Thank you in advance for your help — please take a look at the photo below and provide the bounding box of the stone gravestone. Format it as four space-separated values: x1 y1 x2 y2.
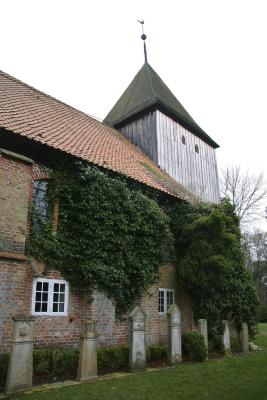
198 319 208 350
77 320 98 382
6 315 34 394
129 306 146 371
167 304 182 365
241 322 249 353
222 320 231 354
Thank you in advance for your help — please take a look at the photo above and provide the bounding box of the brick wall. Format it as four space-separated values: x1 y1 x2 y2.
92 263 194 348
0 150 33 254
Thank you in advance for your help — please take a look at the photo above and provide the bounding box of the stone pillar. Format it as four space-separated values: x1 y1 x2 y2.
129 306 146 371
167 304 182 365
241 322 249 353
222 320 231 354
6 315 34 394
77 320 98 382
198 319 208 349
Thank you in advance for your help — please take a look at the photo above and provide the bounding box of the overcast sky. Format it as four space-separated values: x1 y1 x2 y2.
1 0 267 229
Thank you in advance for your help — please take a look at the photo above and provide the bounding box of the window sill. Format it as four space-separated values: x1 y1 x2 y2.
31 312 68 317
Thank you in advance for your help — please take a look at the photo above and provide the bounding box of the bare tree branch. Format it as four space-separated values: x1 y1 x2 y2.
220 165 267 226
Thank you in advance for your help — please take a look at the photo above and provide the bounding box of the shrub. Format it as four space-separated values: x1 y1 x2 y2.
147 346 167 363
33 347 79 383
230 336 242 353
182 331 207 362
208 335 223 353
97 346 128 374
0 346 130 389
171 199 259 335
0 353 9 390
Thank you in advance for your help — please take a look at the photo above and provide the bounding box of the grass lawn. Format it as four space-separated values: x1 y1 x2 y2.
18 324 267 400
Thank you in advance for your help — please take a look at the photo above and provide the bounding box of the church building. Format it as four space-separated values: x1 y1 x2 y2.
0 37 220 353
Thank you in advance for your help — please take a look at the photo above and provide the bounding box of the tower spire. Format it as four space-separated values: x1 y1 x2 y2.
137 20 148 63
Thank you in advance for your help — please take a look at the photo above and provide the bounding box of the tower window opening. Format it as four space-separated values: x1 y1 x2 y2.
182 135 186 145
195 144 199 153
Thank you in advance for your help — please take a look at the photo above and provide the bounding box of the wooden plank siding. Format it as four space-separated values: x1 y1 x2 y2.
119 112 158 164
156 111 219 203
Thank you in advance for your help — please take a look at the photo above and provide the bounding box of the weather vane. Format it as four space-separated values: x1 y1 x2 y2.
137 20 148 63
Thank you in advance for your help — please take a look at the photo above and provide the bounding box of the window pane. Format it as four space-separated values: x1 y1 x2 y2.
53 303 58 312
35 302 41 312
42 292 48 302
59 294 65 302
60 284 65 293
41 303 47 312
43 282 49 292
53 293 59 302
36 292 41 301
36 282 42 291
54 283 59 292
59 303 64 312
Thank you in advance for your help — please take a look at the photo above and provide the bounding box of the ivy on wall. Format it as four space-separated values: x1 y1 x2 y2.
27 158 259 332
27 161 170 316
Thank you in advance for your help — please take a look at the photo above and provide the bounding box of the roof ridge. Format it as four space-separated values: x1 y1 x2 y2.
0 70 103 123
145 63 157 102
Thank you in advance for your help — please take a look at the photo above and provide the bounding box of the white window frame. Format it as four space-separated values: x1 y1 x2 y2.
158 288 175 314
31 278 69 316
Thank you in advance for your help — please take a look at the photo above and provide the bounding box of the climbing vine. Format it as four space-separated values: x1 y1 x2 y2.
27 157 259 331
27 160 170 316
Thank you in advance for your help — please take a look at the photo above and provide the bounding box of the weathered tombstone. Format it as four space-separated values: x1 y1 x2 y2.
129 306 146 371
77 320 98 382
6 315 34 394
222 320 231 354
241 322 249 353
167 304 182 365
198 319 208 349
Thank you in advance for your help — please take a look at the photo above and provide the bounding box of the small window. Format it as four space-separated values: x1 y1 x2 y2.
182 135 186 145
195 144 199 153
158 288 175 314
32 278 68 316
32 180 49 232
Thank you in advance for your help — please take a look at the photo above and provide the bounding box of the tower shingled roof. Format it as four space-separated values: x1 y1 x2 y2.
104 62 219 149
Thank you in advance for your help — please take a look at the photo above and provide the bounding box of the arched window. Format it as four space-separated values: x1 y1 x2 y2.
195 144 199 154
182 135 186 145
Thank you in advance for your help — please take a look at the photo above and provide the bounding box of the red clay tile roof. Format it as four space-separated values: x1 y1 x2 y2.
0 70 194 201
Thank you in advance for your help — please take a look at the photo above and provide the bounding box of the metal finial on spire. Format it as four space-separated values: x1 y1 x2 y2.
137 20 148 63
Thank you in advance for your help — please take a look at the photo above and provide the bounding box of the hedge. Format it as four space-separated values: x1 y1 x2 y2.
0 345 170 390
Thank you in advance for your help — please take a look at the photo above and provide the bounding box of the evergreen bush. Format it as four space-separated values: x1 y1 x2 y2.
147 346 167 363
97 346 128 374
230 336 242 353
208 335 223 353
182 331 207 362
0 345 131 389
